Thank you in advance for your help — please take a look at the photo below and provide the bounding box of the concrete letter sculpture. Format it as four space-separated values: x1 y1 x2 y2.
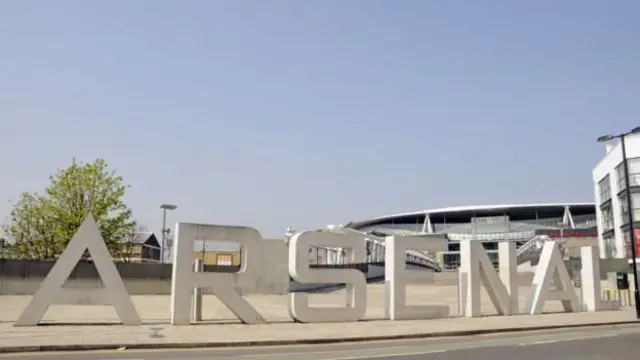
384 235 449 320
288 231 367 323
498 241 518 313
170 223 266 325
524 240 580 314
458 240 516 317
15 215 141 326
580 246 604 312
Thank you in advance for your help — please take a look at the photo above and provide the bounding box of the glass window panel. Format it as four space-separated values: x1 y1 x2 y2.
598 175 612 202
616 158 640 190
629 174 640 187
617 163 626 190
619 194 640 224
601 206 614 230
621 230 640 258
603 235 616 258
627 158 640 174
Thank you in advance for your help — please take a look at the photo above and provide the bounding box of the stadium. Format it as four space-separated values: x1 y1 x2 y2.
339 203 598 271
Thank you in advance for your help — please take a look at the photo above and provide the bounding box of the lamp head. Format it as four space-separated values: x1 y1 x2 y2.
597 134 615 143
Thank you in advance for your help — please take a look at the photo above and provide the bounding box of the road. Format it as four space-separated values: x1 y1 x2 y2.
1 324 639 360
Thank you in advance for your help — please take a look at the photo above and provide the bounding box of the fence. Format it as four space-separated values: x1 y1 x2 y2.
0 241 162 264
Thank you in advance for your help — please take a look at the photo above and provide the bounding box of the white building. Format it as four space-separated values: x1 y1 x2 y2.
593 133 640 259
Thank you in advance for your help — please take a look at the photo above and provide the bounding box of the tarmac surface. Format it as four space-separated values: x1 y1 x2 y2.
1 324 637 359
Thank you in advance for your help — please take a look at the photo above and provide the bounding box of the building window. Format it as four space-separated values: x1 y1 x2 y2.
621 229 640 259
615 158 640 192
216 254 233 266
616 162 625 190
603 235 616 258
598 175 612 203
601 206 614 231
482 242 498 250
619 192 640 224
443 253 460 270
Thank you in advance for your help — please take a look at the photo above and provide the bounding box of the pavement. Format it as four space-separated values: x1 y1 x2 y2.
1 323 638 359
0 284 638 354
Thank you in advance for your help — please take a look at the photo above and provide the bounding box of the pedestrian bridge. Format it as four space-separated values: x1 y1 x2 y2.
294 229 562 293
291 228 442 293
308 228 442 272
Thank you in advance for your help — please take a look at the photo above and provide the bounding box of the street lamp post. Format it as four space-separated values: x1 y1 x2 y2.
284 227 296 244
598 126 640 319
160 203 178 263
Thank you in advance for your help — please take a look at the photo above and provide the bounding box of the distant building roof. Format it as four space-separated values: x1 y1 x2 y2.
123 232 160 247
347 202 595 228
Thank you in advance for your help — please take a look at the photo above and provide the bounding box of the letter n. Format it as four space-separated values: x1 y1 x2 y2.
458 240 515 317
15 215 141 326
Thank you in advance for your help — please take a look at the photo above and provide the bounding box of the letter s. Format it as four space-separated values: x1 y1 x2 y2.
287 231 367 323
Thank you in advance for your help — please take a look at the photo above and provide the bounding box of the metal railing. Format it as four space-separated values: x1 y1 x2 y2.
516 235 547 257
309 225 585 271
309 227 442 272
369 226 539 242
515 234 569 265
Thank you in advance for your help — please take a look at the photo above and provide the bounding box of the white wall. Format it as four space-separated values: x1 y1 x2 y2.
592 133 640 259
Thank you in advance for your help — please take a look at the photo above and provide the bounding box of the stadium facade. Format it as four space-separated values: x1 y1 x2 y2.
344 203 597 270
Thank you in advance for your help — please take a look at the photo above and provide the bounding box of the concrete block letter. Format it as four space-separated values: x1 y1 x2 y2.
170 223 265 325
384 235 449 320
15 215 141 326
458 240 516 317
498 241 518 313
288 231 367 323
525 240 580 314
580 246 604 312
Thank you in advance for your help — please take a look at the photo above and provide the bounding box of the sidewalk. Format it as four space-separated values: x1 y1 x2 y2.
0 285 638 353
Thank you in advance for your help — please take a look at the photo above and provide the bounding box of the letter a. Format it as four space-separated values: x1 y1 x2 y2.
524 240 580 315
15 215 141 326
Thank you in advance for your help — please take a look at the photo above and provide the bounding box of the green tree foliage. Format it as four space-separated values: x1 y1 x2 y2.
3 159 136 260
0 237 16 258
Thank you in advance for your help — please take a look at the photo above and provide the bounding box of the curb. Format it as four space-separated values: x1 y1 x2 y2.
1 320 638 354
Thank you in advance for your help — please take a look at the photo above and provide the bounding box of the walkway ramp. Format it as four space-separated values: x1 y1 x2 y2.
290 228 441 293
516 234 567 266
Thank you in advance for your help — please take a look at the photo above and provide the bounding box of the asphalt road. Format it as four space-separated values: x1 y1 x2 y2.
1 324 639 360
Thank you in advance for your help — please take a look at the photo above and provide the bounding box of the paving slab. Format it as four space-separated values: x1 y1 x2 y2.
0 284 636 353
0 284 581 323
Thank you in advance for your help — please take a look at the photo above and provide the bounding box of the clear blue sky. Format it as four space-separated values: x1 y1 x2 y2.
1 0 639 238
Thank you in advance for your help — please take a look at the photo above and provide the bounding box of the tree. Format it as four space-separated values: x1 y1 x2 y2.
118 223 149 263
3 159 136 260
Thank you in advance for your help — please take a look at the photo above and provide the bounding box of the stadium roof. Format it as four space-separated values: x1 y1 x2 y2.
347 202 594 227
